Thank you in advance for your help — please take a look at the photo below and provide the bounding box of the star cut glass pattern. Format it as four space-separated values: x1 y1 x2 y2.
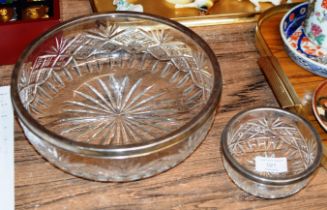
12 13 222 182
19 22 213 146
227 116 318 178
222 108 322 198
44 76 182 145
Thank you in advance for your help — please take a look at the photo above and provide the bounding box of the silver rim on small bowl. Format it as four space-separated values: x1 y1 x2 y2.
221 107 322 198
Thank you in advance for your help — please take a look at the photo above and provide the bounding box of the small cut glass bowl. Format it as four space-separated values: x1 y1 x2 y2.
11 12 222 182
221 107 322 199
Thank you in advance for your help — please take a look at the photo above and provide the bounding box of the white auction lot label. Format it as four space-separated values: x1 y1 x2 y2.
0 86 14 210
255 156 288 173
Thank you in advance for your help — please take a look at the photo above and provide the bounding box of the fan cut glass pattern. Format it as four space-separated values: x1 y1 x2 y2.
18 22 213 146
227 112 318 178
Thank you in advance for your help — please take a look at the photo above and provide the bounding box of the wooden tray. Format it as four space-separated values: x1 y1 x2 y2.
255 3 327 166
90 0 303 27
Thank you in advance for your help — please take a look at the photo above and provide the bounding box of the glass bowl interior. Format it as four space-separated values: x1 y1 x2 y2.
222 107 322 185
12 12 221 155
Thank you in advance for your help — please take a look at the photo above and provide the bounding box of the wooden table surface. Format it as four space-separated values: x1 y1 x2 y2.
1 0 326 209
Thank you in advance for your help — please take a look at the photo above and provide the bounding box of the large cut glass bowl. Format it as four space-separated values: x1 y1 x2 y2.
11 12 222 181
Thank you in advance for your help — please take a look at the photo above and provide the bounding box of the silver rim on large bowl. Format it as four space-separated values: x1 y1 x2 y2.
11 12 222 159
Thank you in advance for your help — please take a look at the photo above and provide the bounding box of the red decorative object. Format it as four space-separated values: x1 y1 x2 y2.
0 0 60 65
322 0 327 9
289 13 295 21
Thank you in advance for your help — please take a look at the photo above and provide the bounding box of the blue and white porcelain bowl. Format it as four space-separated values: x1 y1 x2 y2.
280 2 327 78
